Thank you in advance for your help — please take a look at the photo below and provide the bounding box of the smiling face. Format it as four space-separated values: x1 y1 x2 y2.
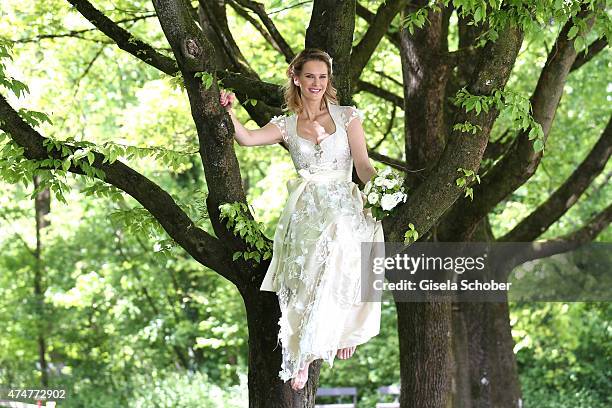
293 59 329 103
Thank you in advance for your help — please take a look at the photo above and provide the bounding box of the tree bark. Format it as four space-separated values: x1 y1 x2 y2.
397 299 453 408
449 219 522 408
33 175 50 386
242 286 325 407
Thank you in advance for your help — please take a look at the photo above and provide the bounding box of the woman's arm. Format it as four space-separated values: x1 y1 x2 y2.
346 108 376 184
228 109 284 146
221 90 284 147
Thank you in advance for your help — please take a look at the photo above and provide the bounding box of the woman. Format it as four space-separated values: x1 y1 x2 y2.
220 48 384 391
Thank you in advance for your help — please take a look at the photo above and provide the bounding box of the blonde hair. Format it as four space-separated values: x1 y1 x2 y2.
281 48 339 115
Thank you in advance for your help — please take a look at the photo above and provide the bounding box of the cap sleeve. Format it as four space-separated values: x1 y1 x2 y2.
268 115 287 143
344 105 365 128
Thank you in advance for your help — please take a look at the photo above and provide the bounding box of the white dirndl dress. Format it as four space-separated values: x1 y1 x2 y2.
260 102 384 382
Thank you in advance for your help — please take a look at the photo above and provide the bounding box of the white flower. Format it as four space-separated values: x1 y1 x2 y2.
383 178 398 189
379 167 392 177
393 191 406 205
367 192 380 205
380 194 397 211
374 176 385 186
363 180 372 195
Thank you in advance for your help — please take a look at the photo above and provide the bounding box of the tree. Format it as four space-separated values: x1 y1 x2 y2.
1 0 610 407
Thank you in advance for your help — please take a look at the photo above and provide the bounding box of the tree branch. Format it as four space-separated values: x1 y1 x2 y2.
482 128 513 162
63 0 272 117
438 5 599 240
355 1 400 49
14 13 157 44
151 0 272 285
228 2 281 54
571 37 608 72
350 0 409 81
217 71 284 114
231 0 295 62
66 0 178 74
385 17 525 242
354 79 404 107
367 150 409 172
502 202 612 272
0 93 237 284
500 115 612 242
305 0 357 103
197 1 282 125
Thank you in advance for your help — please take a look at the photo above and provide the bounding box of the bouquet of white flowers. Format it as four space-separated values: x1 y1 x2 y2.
362 167 408 220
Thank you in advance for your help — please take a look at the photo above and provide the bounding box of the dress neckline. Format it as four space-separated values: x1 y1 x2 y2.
293 104 339 145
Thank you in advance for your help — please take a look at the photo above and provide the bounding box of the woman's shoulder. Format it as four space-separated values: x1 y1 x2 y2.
335 104 365 126
334 103 363 114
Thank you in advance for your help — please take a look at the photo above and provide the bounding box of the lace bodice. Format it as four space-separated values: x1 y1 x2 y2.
268 103 364 175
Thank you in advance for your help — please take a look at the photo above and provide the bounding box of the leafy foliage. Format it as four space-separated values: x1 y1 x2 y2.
456 167 481 201
219 201 273 263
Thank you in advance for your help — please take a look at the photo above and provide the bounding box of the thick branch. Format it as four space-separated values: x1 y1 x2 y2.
151 0 273 285
355 79 404 107
571 37 608 72
66 0 178 74
385 19 525 242
0 93 236 284
502 202 612 272
500 115 612 242
217 71 284 115
439 5 598 240
350 0 409 81
198 1 280 125
355 1 400 49
305 0 356 103
399 1 452 178
198 0 257 76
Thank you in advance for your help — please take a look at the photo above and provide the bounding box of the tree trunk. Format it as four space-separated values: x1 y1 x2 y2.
242 287 323 407
396 299 453 408
33 175 50 386
450 298 522 408
450 220 522 408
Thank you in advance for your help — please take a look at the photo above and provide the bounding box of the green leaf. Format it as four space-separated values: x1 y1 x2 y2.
533 139 544 152
528 127 539 140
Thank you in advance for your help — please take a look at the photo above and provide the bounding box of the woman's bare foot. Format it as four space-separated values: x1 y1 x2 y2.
291 361 310 391
336 345 357 360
